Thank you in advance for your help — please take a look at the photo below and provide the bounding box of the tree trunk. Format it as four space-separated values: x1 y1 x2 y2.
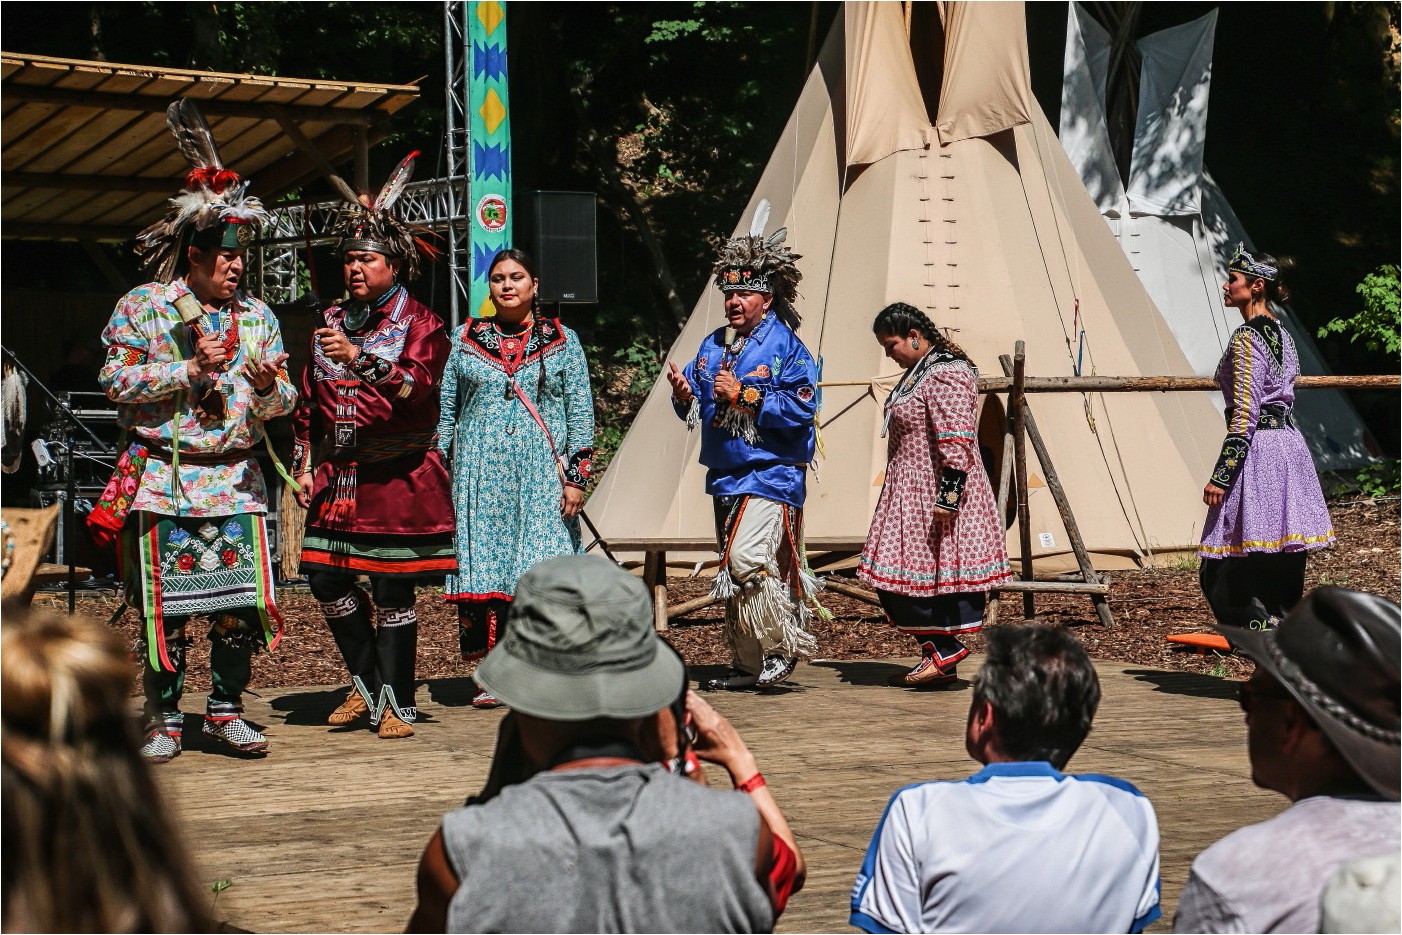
567 84 689 332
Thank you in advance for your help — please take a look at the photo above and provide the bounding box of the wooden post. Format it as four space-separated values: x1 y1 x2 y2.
1008 344 1035 620
1016 396 1117 628
667 593 720 619
987 396 1017 629
643 551 669 633
824 577 882 605
280 490 306 581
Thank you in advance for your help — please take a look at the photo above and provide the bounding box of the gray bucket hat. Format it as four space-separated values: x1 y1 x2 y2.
474 554 685 721
1218 586 1400 800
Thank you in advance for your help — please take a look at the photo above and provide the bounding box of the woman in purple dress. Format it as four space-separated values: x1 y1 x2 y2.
1198 245 1334 631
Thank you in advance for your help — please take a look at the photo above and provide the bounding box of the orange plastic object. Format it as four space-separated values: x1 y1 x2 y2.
1166 632 1232 653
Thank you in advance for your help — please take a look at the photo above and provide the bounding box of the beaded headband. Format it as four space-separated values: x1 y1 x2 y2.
1228 242 1278 282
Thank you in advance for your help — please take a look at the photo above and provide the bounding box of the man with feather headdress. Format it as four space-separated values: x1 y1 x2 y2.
664 203 823 691
290 152 455 740
95 99 297 761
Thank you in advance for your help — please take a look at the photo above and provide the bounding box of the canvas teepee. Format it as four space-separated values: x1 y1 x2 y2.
1059 4 1379 471
588 1 1226 571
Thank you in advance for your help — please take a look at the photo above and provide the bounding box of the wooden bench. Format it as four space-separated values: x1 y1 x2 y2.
597 537 867 632
599 536 1112 633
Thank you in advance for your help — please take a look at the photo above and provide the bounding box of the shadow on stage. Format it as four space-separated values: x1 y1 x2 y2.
808 660 915 688
1122 667 1239 701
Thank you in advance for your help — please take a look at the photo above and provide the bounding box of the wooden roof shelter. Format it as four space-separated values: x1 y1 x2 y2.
1 53 421 244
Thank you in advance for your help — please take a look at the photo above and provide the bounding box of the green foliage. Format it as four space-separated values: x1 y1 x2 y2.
1165 554 1200 572
1206 660 1231 679
1346 458 1402 499
210 878 233 911
1317 264 1401 355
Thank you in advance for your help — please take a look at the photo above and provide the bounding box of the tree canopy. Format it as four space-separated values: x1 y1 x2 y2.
3 2 1397 457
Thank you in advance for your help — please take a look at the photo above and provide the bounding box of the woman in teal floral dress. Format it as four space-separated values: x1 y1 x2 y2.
437 248 595 706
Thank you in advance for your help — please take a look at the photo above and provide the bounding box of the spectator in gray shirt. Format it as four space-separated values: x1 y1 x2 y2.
1174 586 1400 933
406 554 805 934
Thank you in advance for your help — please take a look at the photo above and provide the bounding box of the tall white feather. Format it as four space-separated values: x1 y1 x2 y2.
748 198 771 238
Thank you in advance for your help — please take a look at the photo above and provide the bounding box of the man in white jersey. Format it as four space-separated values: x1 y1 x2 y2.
850 624 1161 934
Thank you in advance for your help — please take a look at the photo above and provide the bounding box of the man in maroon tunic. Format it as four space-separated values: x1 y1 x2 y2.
292 153 455 739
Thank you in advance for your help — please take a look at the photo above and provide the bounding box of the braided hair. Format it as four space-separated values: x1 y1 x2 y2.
489 247 551 401
872 302 972 365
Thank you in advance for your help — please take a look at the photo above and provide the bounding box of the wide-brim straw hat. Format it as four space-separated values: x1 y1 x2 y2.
0 505 59 607
475 554 684 721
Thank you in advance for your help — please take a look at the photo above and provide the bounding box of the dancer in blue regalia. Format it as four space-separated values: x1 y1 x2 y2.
665 203 822 691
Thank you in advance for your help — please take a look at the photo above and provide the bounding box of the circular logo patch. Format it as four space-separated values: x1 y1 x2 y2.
235 224 254 247
476 194 508 233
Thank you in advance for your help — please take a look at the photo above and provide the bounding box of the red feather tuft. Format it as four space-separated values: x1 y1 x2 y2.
413 235 443 263
186 167 241 193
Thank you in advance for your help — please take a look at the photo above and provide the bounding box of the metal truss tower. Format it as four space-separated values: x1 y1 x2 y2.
256 1 472 328
441 0 472 329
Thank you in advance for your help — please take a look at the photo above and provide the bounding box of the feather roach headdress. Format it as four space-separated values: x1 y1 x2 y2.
712 199 803 330
134 98 268 283
331 151 439 281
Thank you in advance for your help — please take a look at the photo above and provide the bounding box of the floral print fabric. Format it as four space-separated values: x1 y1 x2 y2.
437 318 595 601
859 357 1011 596
98 279 297 517
1198 321 1335 557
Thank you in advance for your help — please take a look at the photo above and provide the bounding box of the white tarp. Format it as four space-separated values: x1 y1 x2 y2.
1059 3 1378 469
845 0 930 166
1059 6 1124 214
1126 11 1217 217
934 0 1034 143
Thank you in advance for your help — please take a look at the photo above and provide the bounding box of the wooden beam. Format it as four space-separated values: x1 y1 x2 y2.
2 221 132 242
974 374 1401 392
2 82 393 127
78 238 127 291
820 374 1401 392
642 551 668 633
255 125 393 200
601 536 867 553
264 105 355 197
1000 350 1117 628
1010 343 1035 620
354 125 370 193
1019 397 1117 627
993 580 1111 595
4 171 173 193
666 593 719 619
823 577 881 605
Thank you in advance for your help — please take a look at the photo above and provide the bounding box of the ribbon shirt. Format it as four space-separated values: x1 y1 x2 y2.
674 311 818 509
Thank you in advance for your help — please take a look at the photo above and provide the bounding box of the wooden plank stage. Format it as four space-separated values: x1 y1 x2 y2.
154 656 1283 933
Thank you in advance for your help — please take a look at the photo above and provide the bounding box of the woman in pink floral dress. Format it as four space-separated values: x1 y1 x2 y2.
859 303 1011 687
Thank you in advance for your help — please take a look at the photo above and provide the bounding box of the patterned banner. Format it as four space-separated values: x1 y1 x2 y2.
468 1 512 318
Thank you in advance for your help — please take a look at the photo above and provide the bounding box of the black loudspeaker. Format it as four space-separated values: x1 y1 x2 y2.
517 191 597 303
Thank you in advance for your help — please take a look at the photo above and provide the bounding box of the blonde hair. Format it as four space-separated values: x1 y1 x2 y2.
2 611 211 933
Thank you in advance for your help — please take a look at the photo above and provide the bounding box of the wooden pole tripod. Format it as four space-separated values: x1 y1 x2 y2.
986 341 1115 627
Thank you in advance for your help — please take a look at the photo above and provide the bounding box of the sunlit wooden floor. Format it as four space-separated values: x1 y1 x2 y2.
154 655 1282 934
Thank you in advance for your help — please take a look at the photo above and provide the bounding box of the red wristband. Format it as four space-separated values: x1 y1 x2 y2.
735 772 766 794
